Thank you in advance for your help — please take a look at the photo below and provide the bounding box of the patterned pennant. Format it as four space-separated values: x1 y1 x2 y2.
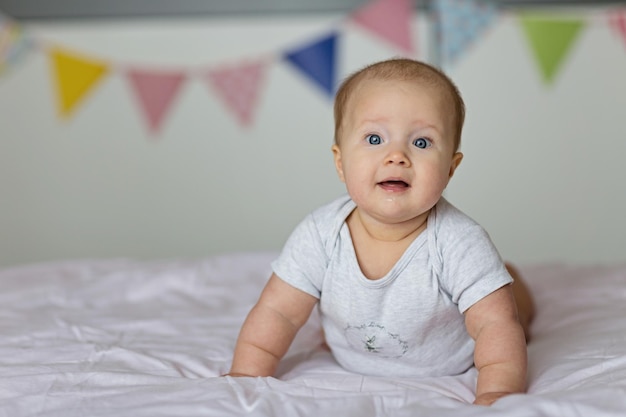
48 47 110 118
126 68 187 134
0 15 34 75
206 58 269 127
519 15 585 84
350 0 415 55
284 32 338 98
608 9 626 48
432 0 497 66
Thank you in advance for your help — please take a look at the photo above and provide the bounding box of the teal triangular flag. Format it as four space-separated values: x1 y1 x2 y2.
284 32 338 97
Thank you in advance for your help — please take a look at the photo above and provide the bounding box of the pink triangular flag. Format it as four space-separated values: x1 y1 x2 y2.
126 68 187 134
609 9 626 48
350 0 415 55
206 59 268 127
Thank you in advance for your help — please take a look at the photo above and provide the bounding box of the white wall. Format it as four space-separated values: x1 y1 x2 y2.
445 13 626 265
1 9 625 267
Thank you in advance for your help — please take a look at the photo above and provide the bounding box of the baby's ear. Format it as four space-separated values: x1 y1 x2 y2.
332 144 345 182
448 152 463 179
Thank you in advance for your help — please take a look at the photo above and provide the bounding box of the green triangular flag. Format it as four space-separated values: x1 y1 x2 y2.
519 15 585 84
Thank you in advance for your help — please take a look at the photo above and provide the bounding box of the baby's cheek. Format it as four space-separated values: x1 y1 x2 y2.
344 181 367 204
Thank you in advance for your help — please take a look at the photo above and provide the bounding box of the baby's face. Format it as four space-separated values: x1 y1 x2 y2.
332 78 462 225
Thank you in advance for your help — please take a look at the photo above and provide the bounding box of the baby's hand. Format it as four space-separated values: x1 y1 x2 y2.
473 391 511 406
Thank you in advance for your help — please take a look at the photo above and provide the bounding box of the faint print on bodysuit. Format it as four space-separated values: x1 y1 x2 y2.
344 322 409 358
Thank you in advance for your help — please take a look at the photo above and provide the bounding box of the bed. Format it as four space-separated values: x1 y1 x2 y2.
1 251 625 416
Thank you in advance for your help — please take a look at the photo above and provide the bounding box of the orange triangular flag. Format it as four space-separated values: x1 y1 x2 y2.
48 46 109 117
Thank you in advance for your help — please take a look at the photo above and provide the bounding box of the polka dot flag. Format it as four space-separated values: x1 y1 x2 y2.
206 59 269 128
0 14 34 75
433 0 497 66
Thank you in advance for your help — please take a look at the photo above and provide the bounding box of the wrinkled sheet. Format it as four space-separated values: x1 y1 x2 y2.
1 251 626 416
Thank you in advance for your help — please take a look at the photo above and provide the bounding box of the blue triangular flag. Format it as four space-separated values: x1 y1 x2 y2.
284 32 338 97
433 0 497 66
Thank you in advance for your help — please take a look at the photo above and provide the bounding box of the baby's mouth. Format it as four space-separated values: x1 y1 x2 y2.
377 180 410 191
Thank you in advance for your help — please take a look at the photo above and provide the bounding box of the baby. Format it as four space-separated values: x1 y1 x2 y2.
228 58 534 406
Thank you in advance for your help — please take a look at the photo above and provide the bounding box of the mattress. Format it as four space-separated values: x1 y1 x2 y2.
1 251 625 416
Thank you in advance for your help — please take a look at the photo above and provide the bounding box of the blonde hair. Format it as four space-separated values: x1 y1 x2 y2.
333 58 465 152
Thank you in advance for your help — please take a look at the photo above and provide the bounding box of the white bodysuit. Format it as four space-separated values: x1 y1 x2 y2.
272 195 512 377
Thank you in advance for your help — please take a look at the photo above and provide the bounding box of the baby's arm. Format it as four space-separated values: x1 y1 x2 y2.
228 273 318 377
464 284 527 406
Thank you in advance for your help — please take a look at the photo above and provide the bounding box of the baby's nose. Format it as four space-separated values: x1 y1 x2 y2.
385 149 410 166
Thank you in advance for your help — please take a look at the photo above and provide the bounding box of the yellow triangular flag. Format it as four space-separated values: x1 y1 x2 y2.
48 46 109 117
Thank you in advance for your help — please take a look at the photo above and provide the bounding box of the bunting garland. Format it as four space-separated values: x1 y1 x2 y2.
284 32 339 98
206 58 269 128
433 0 498 66
1 2 624 135
126 68 187 134
609 9 626 48
49 46 110 117
350 0 415 55
519 15 585 84
0 15 34 74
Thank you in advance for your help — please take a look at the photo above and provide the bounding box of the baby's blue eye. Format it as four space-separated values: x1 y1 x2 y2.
413 137 431 149
367 134 382 145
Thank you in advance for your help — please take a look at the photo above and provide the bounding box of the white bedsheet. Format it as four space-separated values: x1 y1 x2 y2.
1 252 625 416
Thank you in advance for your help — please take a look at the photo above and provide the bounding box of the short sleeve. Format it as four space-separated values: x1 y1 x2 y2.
439 225 513 313
271 214 327 299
